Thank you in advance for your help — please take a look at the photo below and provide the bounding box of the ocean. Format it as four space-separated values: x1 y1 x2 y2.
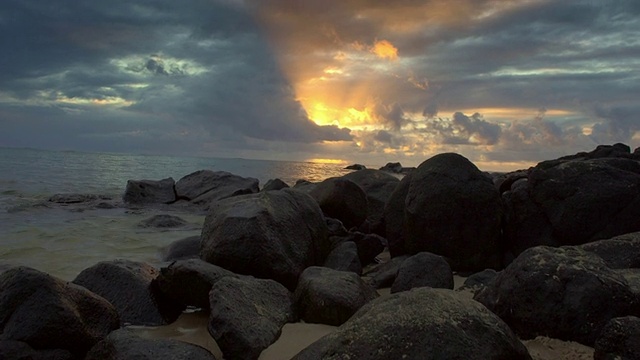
0 147 352 281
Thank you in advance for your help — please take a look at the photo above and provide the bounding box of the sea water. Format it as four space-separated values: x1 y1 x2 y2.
0 147 351 280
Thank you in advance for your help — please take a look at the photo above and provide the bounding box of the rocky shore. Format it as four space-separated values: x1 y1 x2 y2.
2 143 640 359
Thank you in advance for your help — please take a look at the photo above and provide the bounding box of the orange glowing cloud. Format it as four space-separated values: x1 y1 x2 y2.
371 40 398 61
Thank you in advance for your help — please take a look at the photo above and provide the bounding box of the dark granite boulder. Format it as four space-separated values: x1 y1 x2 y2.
341 169 400 235
325 217 348 237
175 170 259 209
594 316 640 360
309 177 368 229
383 172 413 257
0 340 73 360
294 266 377 326
208 276 295 360
155 259 238 309
323 241 362 275
504 157 640 255
390 252 453 293
73 259 182 326
138 214 187 228
160 235 201 261
262 178 289 191
362 255 409 289
386 153 503 271
0 267 119 357
123 177 176 204
85 328 217 360
457 269 499 295
475 246 638 346
200 188 329 290
292 288 531 360
580 231 640 269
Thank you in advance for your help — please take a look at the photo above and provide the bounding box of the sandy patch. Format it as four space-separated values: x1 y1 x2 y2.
523 336 594 360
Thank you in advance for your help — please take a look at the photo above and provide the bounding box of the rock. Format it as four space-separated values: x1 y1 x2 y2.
0 266 119 357
386 153 503 271
85 328 217 360
73 260 182 326
325 217 348 237
383 172 413 257
332 231 385 266
262 178 290 191
344 164 366 170
391 252 453 293
502 181 556 256
292 288 532 360
155 259 238 309
341 169 400 235
175 170 259 207
294 266 378 326
309 177 368 229
48 193 103 204
594 316 640 360
201 189 329 290
379 161 403 173
123 177 176 204
474 246 638 346
618 269 640 303
208 276 295 360
0 340 73 360
504 157 640 255
580 231 640 269
323 241 362 275
461 269 499 289
160 235 201 261
138 214 188 228
362 255 408 289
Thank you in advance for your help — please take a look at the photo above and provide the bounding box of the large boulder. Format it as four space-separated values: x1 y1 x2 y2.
309 177 368 229
390 252 454 293
341 169 400 235
208 276 295 360
175 170 259 201
200 188 329 290
86 328 217 360
0 340 73 360
594 316 640 360
0 267 119 357
123 177 176 204
475 246 638 346
294 266 378 326
292 288 531 360
385 153 503 271
580 231 640 269
73 260 182 326
503 157 640 255
154 258 238 309
384 172 413 257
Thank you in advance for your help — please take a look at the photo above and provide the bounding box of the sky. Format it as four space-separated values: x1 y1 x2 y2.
1 0 639 171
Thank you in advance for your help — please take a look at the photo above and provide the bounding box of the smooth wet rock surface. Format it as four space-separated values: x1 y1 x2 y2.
292 288 532 360
391 252 454 293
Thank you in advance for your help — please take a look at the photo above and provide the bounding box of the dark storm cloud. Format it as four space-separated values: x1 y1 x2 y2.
1 0 639 166
0 0 351 156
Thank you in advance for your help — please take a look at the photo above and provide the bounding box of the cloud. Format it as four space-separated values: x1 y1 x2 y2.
1 0 639 168
423 112 501 145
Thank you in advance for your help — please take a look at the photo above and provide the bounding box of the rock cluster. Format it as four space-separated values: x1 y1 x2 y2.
5 143 640 359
